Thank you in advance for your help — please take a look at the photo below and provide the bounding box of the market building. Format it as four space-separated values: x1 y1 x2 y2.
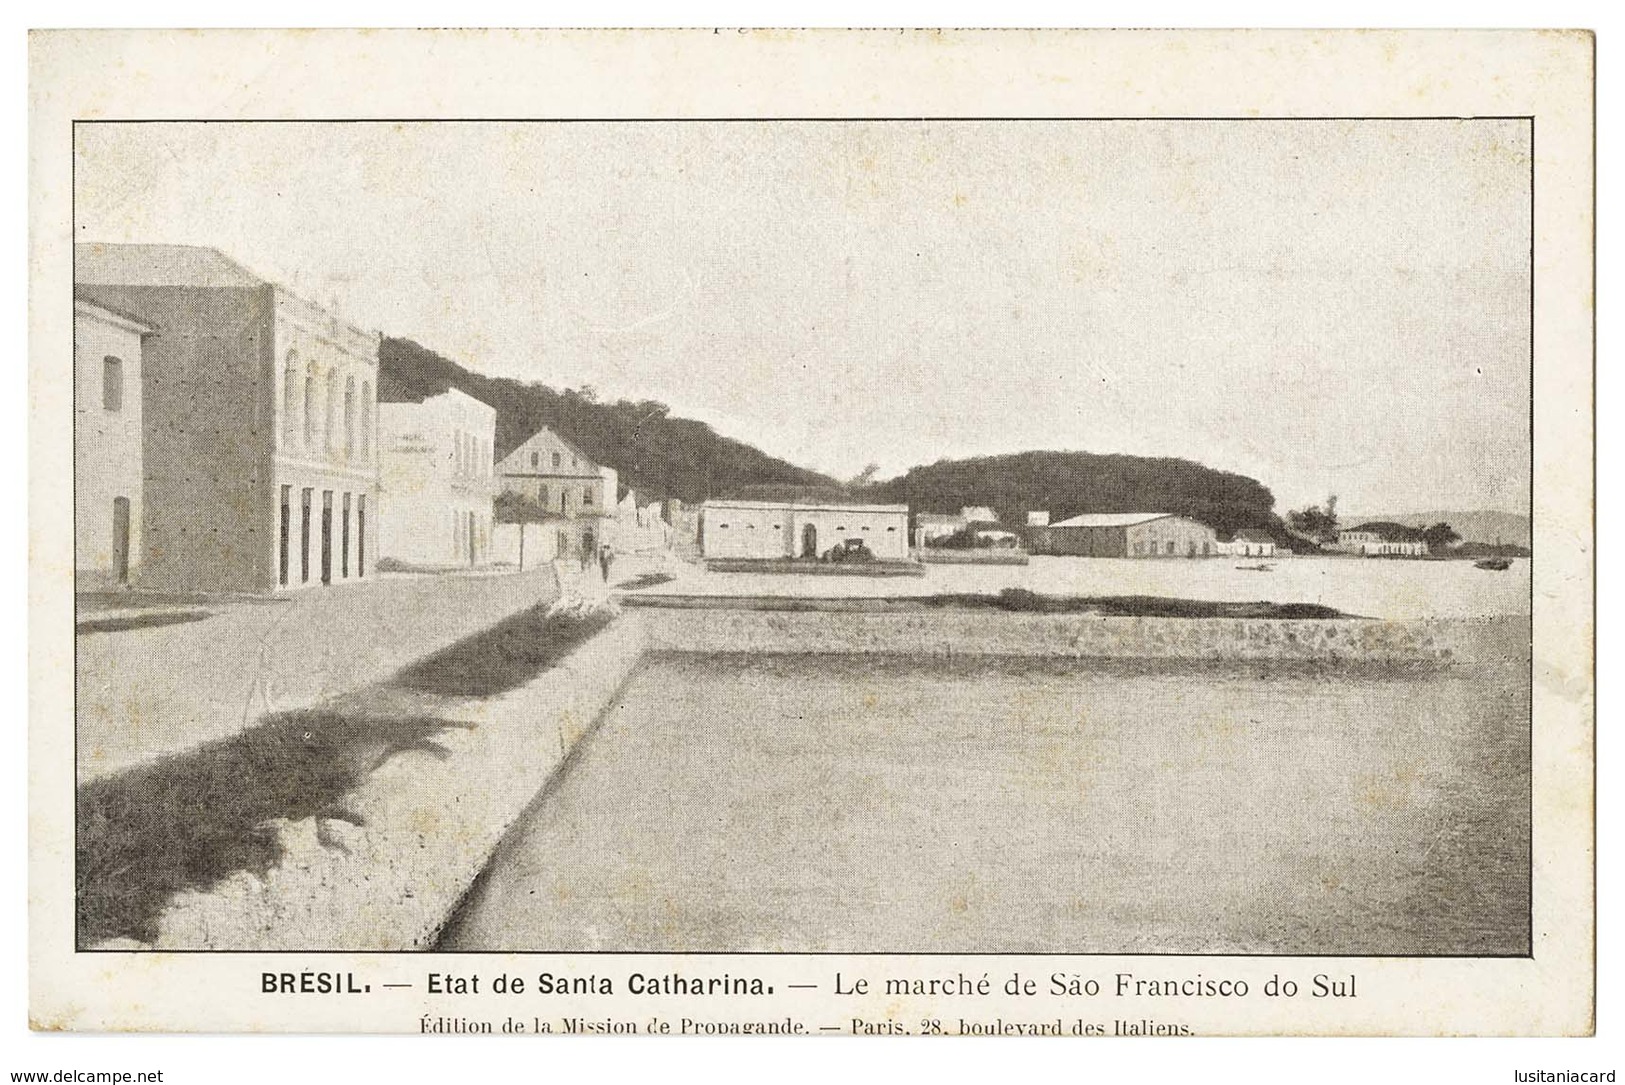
75 243 381 594
700 499 910 561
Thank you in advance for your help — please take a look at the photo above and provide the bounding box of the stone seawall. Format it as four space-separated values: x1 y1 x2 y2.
108 609 651 952
641 607 1524 665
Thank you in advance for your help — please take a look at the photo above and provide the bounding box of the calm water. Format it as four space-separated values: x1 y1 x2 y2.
444 651 1529 955
637 556 1530 620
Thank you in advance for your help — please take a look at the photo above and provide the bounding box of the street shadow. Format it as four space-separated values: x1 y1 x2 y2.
76 609 212 635
389 603 612 698
76 706 469 948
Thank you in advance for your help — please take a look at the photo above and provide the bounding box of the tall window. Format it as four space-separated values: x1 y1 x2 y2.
101 356 123 412
325 371 339 452
360 382 372 460
282 354 300 445
552 452 561 469
530 452 539 469
304 375 317 446
344 377 356 458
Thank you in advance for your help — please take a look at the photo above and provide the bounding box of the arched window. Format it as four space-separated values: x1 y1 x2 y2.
325 371 339 451
360 382 372 460
282 353 300 445
304 375 317 446
344 377 356 458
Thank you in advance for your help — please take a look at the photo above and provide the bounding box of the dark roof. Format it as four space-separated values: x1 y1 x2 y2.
74 288 157 332
1346 521 1425 541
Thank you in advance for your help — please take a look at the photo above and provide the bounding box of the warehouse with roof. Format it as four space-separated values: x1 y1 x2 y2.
1027 512 1219 558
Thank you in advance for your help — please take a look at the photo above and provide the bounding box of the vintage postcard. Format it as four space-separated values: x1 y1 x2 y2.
28 28 1593 1037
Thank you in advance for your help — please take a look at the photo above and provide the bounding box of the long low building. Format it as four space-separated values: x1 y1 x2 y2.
700 500 910 561
1028 512 1219 558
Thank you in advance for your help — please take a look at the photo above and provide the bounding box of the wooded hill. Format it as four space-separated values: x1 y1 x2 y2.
377 337 836 504
863 451 1291 544
378 340 1294 542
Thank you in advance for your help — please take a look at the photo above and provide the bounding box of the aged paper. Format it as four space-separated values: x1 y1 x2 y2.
29 28 1593 1038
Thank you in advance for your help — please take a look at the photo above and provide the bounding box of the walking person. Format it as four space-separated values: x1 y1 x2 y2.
599 544 614 584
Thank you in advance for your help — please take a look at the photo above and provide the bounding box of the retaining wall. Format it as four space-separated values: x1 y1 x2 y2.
640 607 1524 665
112 609 651 951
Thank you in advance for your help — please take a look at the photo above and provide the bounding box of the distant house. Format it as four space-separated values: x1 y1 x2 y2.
377 386 496 568
701 499 909 561
1029 513 1218 558
1026 511 1051 527
1335 523 1430 557
495 427 613 559
915 512 965 545
960 506 999 524
1221 528 1277 558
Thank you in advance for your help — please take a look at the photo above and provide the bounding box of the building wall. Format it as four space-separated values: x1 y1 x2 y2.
74 303 146 588
269 290 382 589
1125 517 1218 557
700 504 909 560
496 429 607 517
1031 524 1128 557
700 503 795 559
1335 532 1428 557
76 283 278 593
377 389 496 569
1034 516 1218 558
793 507 909 560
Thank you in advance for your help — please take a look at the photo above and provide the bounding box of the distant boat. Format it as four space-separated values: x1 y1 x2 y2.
1235 563 1275 572
1474 558 1512 571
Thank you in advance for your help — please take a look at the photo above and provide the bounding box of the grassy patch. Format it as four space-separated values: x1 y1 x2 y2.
389 603 614 698
77 705 466 947
940 589 1349 619
622 591 1349 619
616 573 676 591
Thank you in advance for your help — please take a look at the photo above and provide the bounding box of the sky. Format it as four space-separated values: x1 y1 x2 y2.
73 119 1532 514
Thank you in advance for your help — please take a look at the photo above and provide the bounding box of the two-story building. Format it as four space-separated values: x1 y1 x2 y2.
495 426 613 560
75 243 380 594
74 294 153 588
377 386 497 568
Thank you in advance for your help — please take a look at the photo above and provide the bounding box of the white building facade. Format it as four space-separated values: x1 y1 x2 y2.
74 297 151 588
1334 525 1430 557
378 387 497 568
701 500 910 561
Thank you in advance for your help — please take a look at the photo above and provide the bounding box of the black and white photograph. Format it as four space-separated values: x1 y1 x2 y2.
25 27 1595 1054
70 116 1536 959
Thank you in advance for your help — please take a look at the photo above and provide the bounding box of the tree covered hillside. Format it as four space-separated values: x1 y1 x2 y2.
377 338 836 503
865 451 1289 543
